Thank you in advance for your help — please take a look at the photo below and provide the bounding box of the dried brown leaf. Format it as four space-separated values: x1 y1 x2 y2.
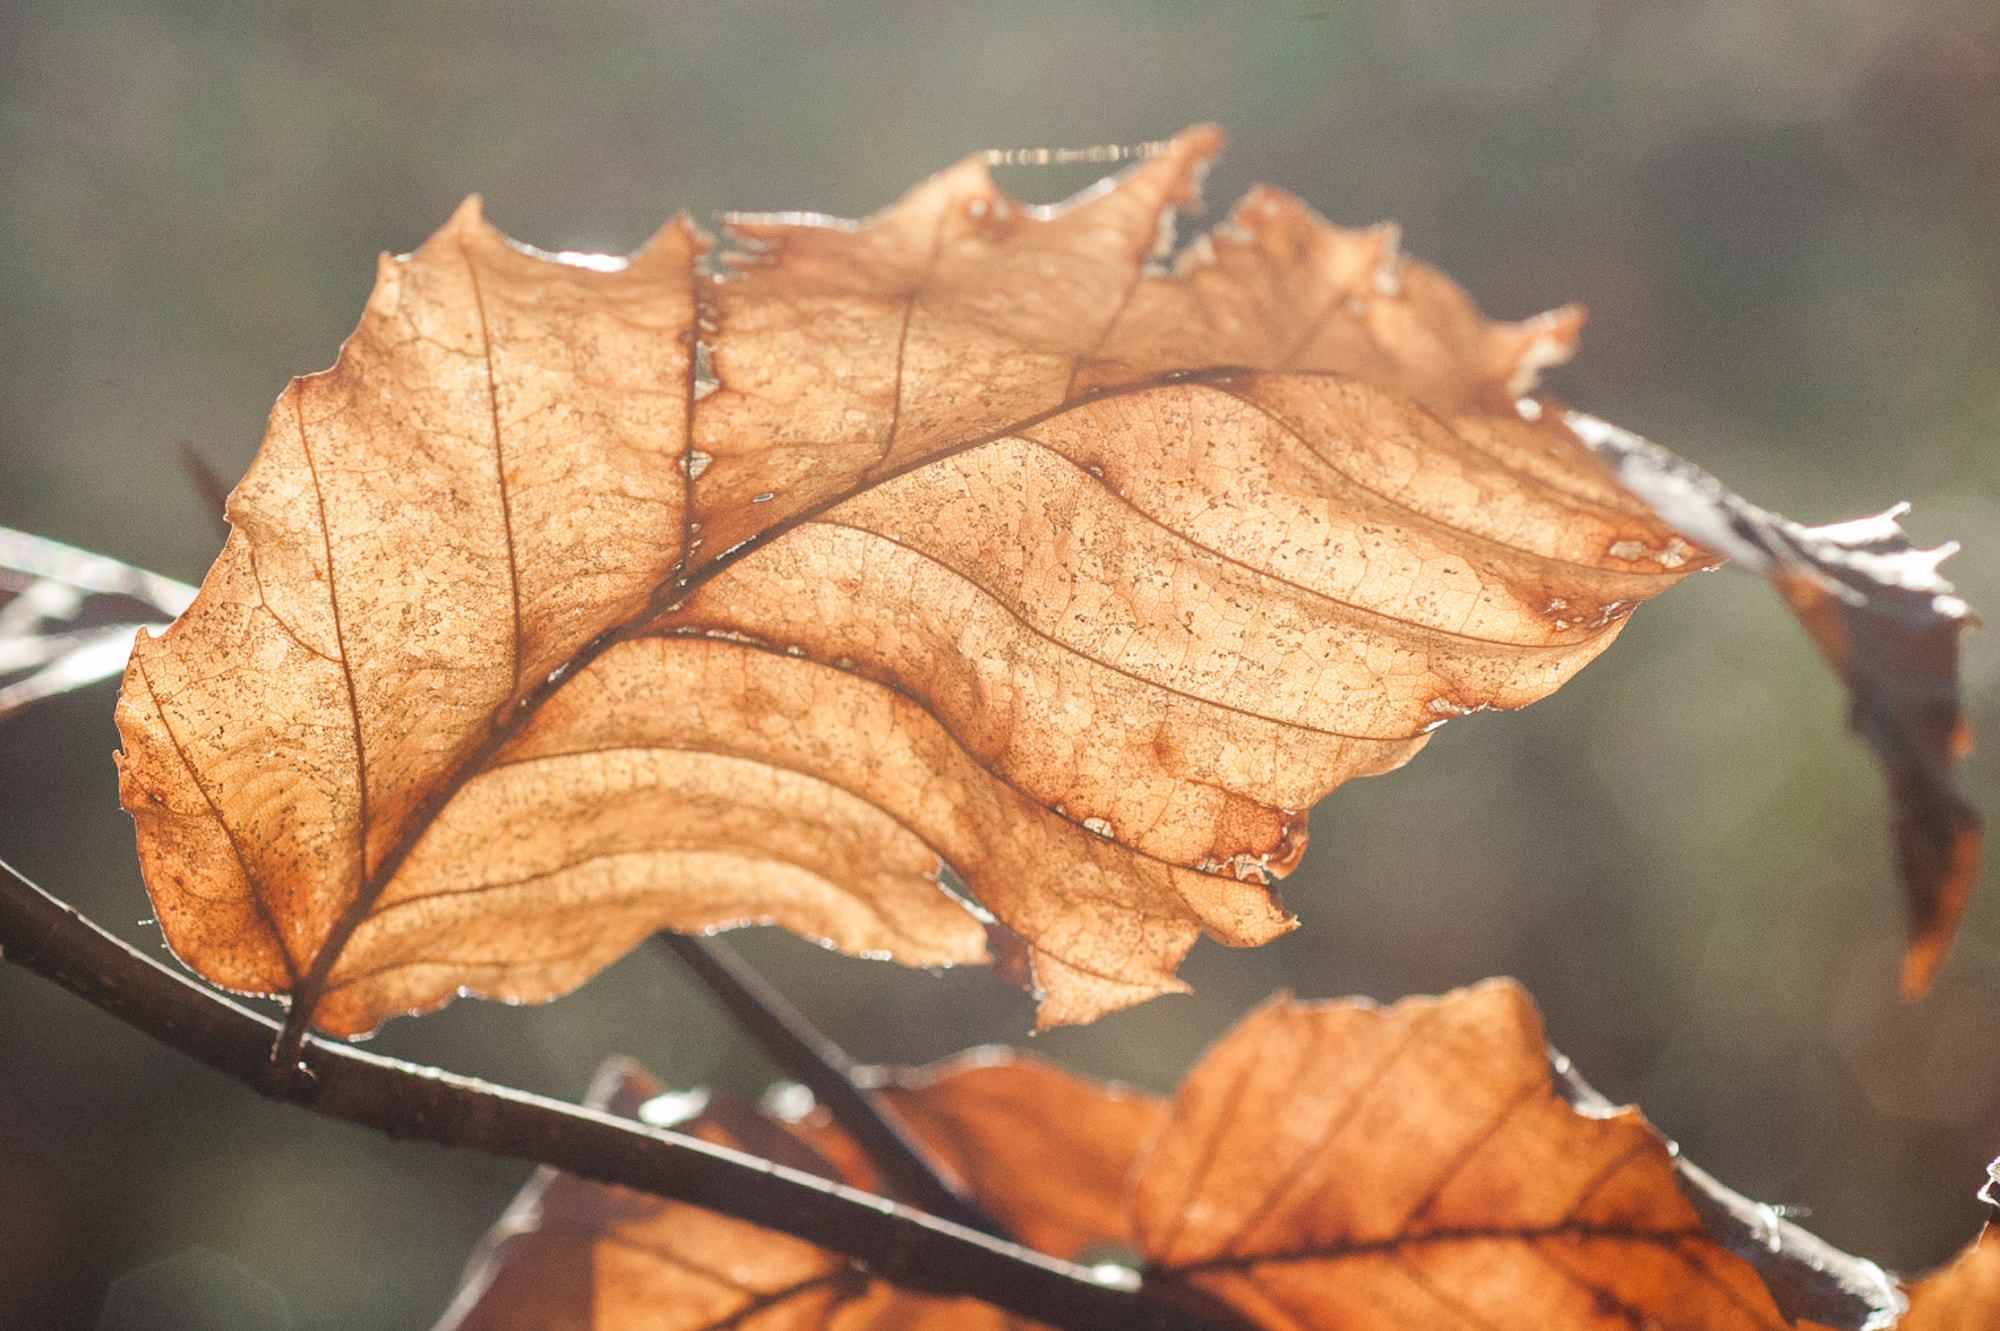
435 1054 1136 1331
115 127 1700 1035
446 982 1857 1331
1134 980 1795 1330
437 1062 875 1331
1573 415 1982 997
877 1051 1166 1261
1550 1058 1900 1328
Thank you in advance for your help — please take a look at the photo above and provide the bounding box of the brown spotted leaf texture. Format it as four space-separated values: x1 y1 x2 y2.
114 125 1707 1037
442 981 1816 1331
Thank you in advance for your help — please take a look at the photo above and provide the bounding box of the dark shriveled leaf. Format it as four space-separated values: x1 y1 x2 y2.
1570 413 1981 998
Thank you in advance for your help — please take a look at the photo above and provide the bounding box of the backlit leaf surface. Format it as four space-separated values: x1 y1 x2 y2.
114 127 1704 1035
1136 980 1791 1330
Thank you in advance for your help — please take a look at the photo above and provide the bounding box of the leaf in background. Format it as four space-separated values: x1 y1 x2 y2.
0 527 195 722
444 982 1902 1331
114 125 1704 1037
436 1052 1154 1331
435 1061 869 1331
875 1052 1165 1264
1135 980 1798 1330
1570 414 1981 998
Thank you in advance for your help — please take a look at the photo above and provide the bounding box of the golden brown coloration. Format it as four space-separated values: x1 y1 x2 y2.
877 1052 1166 1260
115 126 1703 1035
442 983 1803 1330
1137 981 1790 1329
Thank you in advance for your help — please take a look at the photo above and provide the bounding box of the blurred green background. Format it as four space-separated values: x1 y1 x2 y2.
3 0 1998 1326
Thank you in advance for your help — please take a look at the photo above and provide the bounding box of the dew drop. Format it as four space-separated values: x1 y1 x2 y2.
638 1087 711 1128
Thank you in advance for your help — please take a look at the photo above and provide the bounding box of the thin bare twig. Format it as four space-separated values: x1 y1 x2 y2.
656 931 1008 1239
0 860 1234 1331
174 440 234 543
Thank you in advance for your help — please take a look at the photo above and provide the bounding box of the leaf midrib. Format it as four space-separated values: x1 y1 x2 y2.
274 368 1223 1052
272 360 1672 1050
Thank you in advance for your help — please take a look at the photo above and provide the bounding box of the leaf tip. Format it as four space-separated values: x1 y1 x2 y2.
1492 302 1586 398
1170 122 1228 157
1160 122 1227 204
632 212 708 271
408 194 509 273
445 194 489 233
1899 811 1984 1001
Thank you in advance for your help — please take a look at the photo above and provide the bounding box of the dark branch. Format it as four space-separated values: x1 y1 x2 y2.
0 859 1235 1331
655 931 1009 1239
